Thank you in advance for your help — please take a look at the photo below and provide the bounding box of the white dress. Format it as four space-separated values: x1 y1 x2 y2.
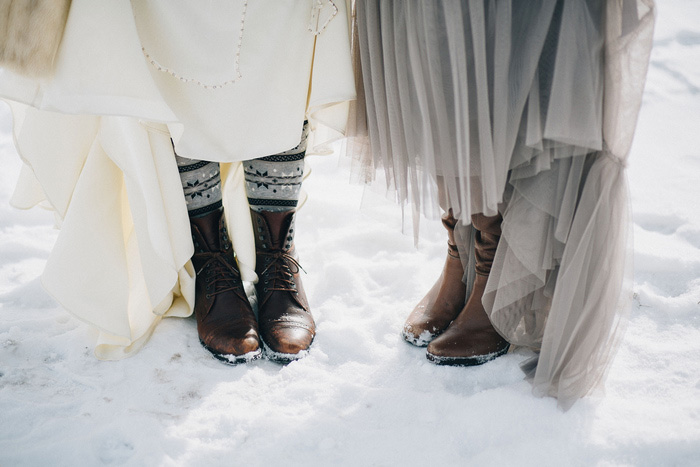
1 0 355 359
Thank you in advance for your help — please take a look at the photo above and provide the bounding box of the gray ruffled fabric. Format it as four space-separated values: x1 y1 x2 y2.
348 0 655 409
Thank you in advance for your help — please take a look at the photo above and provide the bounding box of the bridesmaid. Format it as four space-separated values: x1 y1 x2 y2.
349 0 656 408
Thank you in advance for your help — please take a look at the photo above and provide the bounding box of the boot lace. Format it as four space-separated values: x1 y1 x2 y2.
196 253 244 299
259 250 306 293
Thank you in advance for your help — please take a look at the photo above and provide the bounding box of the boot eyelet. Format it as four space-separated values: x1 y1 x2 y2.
205 294 211 299
262 244 268 249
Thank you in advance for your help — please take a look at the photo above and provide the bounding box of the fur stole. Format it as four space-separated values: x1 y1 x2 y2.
0 0 72 78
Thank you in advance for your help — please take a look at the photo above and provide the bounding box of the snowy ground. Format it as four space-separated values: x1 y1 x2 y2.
2 3 700 466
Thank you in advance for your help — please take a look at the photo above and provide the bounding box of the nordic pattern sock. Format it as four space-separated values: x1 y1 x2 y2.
176 155 223 218
244 121 309 212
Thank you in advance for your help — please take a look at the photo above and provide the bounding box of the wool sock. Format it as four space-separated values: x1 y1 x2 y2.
176 155 222 218
244 121 309 212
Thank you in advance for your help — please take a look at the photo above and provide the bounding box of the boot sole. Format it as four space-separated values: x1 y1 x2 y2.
261 337 313 364
426 344 510 367
201 340 263 365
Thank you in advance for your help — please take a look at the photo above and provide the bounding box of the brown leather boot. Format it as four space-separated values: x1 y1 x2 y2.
251 209 315 362
426 213 510 366
190 208 261 364
402 211 466 346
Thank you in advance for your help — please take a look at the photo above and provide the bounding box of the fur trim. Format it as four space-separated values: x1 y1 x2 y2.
0 0 72 78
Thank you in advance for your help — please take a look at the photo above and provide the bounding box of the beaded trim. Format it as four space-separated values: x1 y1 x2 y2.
308 0 338 36
140 0 248 90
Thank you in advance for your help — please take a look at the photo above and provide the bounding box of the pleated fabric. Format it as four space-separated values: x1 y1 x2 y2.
349 0 655 409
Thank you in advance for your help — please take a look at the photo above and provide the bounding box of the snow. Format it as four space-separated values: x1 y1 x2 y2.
1 2 700 465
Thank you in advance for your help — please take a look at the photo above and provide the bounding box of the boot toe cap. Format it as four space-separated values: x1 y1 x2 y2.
201 326 261 357
426 331 509 366
426 335 464 359
401 324 435 346
263 323 315 357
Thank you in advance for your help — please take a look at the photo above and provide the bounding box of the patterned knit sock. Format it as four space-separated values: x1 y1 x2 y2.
176 155 223 218
244 121 309 212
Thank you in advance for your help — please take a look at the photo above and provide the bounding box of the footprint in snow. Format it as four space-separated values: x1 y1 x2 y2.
634 212 685 236
97 435 136 465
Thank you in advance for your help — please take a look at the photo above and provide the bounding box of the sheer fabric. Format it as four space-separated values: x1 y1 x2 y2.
349 0 655 408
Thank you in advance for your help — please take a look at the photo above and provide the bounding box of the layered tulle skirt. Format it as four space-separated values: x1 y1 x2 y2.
1 0 355 359
350 0 656 408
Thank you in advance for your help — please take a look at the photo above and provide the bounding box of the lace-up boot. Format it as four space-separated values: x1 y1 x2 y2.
251 209 315 362
190 208 261 364
426 213 510 366
402 210 466 346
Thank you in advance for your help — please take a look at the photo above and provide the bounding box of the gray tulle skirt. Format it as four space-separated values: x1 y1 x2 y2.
348 0 645 409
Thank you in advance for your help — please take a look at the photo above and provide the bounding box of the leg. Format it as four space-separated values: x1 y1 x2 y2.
177 155 261 363
244 122 315 362
426 212 510 366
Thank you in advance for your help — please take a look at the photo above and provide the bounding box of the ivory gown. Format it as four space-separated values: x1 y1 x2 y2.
348 0 656 408
0 0 355 359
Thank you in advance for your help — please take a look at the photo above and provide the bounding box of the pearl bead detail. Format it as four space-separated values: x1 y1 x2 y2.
309 0 338 36
141 0 248 90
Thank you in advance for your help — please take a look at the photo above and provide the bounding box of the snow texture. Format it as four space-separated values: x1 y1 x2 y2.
1 2 700 465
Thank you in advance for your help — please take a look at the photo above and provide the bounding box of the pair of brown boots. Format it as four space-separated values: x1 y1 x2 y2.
402 211 510 365
189 207 314 364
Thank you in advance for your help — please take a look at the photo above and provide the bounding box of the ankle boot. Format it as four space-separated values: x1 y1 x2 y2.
402 210 467 346
190 208 261 364
426 213 509 366
251 209 315 362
